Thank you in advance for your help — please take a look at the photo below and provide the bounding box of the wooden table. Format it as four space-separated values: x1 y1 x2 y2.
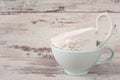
0 0 120 80
0 13 120 80
0 57 119 80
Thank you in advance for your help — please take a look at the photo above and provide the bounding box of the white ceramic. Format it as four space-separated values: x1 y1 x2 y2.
51 44 114 76
51 28 97 51
51 13 113 51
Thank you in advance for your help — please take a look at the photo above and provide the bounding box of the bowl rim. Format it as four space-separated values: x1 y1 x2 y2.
51 44 103 54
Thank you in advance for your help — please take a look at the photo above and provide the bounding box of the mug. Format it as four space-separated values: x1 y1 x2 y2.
51 13 113 51
51 44 114 76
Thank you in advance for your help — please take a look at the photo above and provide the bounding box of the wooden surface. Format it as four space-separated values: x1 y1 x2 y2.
0 13 120 80
0 0 120 80
0 13 120 58
0 58 120 80
0 0 120 13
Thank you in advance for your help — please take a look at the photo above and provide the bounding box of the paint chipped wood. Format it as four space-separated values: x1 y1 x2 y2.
0 0 119 79
0 0 120 13
0 58 120 80
0 13 120 58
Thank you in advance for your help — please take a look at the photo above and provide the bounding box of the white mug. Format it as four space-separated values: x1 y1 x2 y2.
51 13 113 51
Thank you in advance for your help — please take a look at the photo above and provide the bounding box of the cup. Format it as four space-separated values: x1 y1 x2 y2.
51 44 114 76
51 13 113 51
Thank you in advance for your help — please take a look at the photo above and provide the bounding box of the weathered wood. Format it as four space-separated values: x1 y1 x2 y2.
0 13 119 58
0 1 119 80
0 58 119 80
0 0 120 13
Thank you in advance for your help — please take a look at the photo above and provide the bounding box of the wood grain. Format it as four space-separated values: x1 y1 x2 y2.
0 58 119 80
0 0 120 13
0 1 119 79
0 13 119 58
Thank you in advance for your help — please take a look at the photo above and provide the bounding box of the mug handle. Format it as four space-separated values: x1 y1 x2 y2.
96 46 114 65
96 13 113 47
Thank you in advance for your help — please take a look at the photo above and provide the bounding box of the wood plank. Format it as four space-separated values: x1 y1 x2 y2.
0 0 120 13
0 58 119 80
0 13 119 58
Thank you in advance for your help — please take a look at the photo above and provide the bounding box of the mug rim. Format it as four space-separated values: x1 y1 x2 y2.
51 44 103 54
